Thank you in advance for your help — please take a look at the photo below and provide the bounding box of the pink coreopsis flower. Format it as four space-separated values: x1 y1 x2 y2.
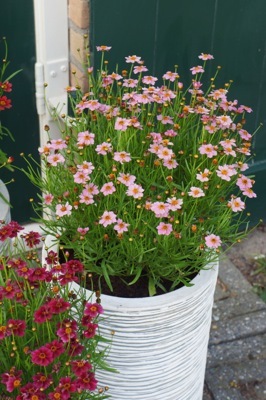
151 202 170 218
77 227 90 235
47 153 65 166
205 234 221 248
188 187 205 198
45 340 65 359
157 222 173 236
113 151 131 164
133 65 148 74
115 117 131 131
125 55 142 63
77 161 94 175
44 193 54 205
31 346 54 366
199 143 217 158
228 197 245 212
77 130 95 147
55 202 72 217
84 302 104 318
236 175 253 190
216 115 233 129
238 129 252 140
163 71 179 81
163 158 178 169
49 138 67 150
196 168 210 182
99 211 117 227
33 372 52 390
114 219 130 234
198 53 214 60
84 183 99 195
73 170 90 184
117 172 136 186
216 165 236 181
166 197 183 211
142 75 158 85
242 188 257 198
96 142 113 155
126 184 144 199
79 190 94 205
123 78 138 88
157 147 174 160
100 182 116 196
190 65 204 75
157 114 174 125
96 45 111 51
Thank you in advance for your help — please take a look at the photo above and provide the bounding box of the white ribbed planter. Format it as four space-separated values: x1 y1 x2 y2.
44 235 218 400
0 179 11 224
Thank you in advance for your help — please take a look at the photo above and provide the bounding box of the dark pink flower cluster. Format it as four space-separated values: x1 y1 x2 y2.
0 221 106 398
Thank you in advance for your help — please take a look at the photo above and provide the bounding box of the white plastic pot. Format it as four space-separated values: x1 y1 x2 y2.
44 235 218 400
0 179 11 224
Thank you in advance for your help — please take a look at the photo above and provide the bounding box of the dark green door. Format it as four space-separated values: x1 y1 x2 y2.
90 0 266 225
0 0 39 224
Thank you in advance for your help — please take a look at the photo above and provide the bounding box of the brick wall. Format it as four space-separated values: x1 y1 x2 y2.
68 0 90 91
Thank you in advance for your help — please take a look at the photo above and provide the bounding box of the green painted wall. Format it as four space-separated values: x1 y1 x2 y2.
90 0 266 224
0 0 39 223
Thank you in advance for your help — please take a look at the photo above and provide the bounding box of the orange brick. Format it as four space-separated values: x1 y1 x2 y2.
69 28 89 62
69 0 90 29
70 62 89 92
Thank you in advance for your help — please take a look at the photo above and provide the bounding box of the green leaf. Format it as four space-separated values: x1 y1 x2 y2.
148 276 156 296
101 261 113 292
128 266 142 285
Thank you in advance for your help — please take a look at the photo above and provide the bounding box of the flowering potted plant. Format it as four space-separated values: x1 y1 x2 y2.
0 37 20 222
0 220 109 399
21 47 258 399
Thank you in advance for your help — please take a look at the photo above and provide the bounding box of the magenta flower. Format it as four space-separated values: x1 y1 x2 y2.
7 319 26 337
33 372 52 390
71 360 92 377
57 319 78 343
34 304 53 323
75 372 98 391
45 340 65 359
21 230 41 248
48 298 71 314
84 302 104 318
31 346 54 366
83 323 98 339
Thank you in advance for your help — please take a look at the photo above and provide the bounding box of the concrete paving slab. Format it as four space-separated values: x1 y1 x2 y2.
207 333 266 368
209 309 266 345
205 359 266 400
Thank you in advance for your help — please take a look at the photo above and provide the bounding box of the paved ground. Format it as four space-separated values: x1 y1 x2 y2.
203 229 266 399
